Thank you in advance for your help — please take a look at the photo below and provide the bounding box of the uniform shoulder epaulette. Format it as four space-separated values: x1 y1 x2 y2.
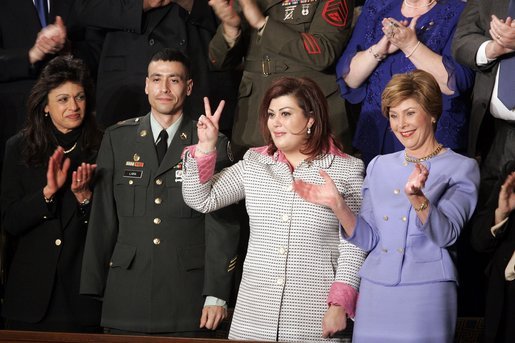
110 117 143 129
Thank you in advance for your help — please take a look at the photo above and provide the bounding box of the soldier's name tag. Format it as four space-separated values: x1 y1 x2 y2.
123 170 143 178
175 170 183 183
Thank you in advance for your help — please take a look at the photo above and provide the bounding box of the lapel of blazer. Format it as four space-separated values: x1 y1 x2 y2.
155 117 193 177
145 3 174 35
189 0 217 33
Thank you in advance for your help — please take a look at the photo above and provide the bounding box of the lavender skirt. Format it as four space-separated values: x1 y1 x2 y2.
352 279 457 343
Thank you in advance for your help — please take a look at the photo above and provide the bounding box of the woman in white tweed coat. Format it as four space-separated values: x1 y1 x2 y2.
182 77 366 342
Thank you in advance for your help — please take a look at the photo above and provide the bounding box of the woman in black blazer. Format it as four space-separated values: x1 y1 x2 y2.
1 56 102 332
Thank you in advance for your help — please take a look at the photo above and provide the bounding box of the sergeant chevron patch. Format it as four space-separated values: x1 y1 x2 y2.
322 0 349 27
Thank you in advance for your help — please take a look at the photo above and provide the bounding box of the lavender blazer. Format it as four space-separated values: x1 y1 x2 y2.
346 150 479 286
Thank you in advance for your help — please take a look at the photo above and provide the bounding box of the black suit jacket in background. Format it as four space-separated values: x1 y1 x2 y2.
471 160 515 343
76 0 239 132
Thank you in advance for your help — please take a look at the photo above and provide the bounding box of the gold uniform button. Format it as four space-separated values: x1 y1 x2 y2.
153 218 161 225
383 215 389 221
153 238 161 245
154 197 162 205
140 130 147 137
394 189 400 194
128 180 134 185
55 239 62 246
155 179 163 185
402 216 407 222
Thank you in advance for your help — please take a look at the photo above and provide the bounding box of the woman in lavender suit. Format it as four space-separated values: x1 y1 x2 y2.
295 70 480 342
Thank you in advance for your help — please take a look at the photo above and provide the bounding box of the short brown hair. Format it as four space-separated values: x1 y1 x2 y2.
381 70 442 125
258 77 342 159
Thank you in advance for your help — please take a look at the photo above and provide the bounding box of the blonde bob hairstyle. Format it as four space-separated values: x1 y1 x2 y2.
381 70 442 127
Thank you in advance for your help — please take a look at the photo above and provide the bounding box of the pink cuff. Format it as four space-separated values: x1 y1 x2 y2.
187 145 216 184
327 282 358 319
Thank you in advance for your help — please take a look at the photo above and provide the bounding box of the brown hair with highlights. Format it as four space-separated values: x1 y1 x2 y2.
258 77 342 159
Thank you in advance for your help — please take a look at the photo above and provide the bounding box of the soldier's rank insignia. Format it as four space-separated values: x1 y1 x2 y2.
322 0 349 27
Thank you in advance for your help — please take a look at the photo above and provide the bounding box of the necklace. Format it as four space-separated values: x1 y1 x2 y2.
403 0 436 9
405 144 443 163
63 142 77 154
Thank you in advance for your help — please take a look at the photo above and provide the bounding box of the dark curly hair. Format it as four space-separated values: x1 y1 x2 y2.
21 56 102 165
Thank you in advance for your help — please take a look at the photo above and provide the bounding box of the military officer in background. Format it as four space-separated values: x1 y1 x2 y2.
208 0 355 160
80 49 239 336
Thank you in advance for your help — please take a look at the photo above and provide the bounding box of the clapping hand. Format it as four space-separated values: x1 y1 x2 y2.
209 0 242 38
29 16 67 64
383 16 418 52
196 97 225 156
71 162 96 204
405 163 429 196
489 15 515 55
495 171 515 224
239 0 266 30
43 147 70 200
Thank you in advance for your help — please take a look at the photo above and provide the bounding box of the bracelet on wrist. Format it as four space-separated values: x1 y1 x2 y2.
369 46 386 61
43 191 54 204
79 198 91 206
414 199 429 212
196 146 216 155
405 41 421 58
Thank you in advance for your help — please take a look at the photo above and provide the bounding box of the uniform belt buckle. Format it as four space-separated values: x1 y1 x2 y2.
262 56 271 76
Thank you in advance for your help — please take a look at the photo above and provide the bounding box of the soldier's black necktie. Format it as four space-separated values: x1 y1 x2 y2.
155 129 168 165
498 0 515 110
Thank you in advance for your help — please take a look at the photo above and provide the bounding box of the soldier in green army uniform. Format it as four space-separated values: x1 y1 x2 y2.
80 49 239 336
208 0 355 159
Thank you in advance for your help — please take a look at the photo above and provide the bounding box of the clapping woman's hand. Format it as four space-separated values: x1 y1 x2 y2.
71 162 96 204
196 97 225 156
405 163 429 196
43 147 71 200
383 16 419 51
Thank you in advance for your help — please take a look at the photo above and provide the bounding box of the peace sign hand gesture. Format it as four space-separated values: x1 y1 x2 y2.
196 97 225 156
